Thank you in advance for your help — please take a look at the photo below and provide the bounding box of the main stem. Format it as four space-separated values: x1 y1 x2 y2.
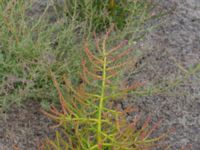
97 50 107 149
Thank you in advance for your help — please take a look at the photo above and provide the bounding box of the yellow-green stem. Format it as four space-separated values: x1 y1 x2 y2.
97 50 107 149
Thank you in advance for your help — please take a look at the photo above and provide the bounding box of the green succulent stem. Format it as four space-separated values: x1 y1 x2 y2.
97 47 107 148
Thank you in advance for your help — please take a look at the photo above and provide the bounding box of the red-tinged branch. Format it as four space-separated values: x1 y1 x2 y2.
49 121 64 129
63 75 87 101
106 40 128 56
101 24 115 58
51 71 69 115
102 82 145 101
93 32 102 55
139 115 152 139
106 68 118 78
80 72 92 85
128 115 142 132
73 94 90 106
143 118 163 140
69 98 80 112
84 42 103 66
81 60 102 88
141 115 152 131
115 114 141 141
41 109 60 120
107 58 135 71
105 23 115 40
82 60 103 80
103 93 125 101
120 81 146 93
107 71 119 79
49 105 63 116
120 106 138 116
109 47 133 63
46 105 77 120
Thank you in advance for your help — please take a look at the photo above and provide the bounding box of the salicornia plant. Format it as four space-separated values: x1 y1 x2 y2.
55 0 160 32
42 25 168 150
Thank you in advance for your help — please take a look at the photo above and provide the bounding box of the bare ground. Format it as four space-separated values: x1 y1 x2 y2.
0 101 54 150
123 0 200 149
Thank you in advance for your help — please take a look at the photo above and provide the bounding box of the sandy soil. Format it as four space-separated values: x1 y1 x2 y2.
122 0 200 149
0 101 54 150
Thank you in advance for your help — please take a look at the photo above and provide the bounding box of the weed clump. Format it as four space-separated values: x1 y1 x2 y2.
0 0 84 108
0 0 161 109
55 0 160 32
42 25 168 150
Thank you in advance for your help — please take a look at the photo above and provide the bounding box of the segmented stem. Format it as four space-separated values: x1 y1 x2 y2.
97 40 107 149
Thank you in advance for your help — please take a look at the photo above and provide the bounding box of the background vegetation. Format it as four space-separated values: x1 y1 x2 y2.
0 0 161 110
